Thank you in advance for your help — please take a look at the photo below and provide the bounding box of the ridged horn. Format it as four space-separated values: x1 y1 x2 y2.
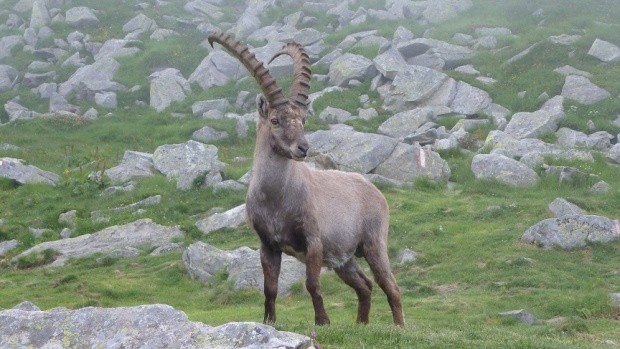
269 42 311 109
208 32 287 107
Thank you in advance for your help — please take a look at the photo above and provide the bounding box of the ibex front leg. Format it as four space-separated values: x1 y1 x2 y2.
306 237 330 325
260 244 281 324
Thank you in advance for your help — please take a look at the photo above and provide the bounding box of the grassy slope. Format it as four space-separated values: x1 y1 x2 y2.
1 0 619 348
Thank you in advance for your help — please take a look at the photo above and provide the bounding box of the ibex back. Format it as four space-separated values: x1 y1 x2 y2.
208 32 404 327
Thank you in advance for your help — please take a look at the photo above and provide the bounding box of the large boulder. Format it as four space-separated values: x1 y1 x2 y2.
104 150 155 183
607 143 620 164
183 242 306 296
0 303 312 349
587 38 620 63
0 65 18 93
561 75 611 105
0 35 25 60
397 38 475 69
373 47 409 80
0 157 59 185
13 219 184 266
422 0 473 24
373 143 451 182
94 39 141 61
29 0 51 29
377 107 435 139
522 215 620 249
504 96 565 139
328 53 377 87
149 68 192 112
484 130 594 162
152 140 224 190
471 153 539 187
306 128 399 173
4 100 40 122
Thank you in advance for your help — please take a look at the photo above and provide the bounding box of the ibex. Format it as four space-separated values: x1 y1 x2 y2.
208 32 404 327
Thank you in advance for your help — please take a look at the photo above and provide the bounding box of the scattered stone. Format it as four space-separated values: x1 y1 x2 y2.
318 106 353 124
0 157 59 185
561 75 611 105
90 195 162 222
329 53 377 87
58 210 78 228
499 309 539 325
153 140 224 190
0 303 312 348
0 239 19 257
610 293 620 308
587 38 620 62
150 243 184 256
607 143 620 164
104 150 155 184
589 180 610 195
398 248 419 264
149 68 192 112
13 219 184 267
373 143 451 182
522 215 620 249
471 153 539 187
183 242 306 296
195 204 246 234
192 126 229 143
0 65 18 93
65 6 100 29
548 34 581 45
553 65 592 78
548 198 584 218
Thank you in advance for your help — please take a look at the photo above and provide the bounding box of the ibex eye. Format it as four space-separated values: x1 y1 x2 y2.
270 119 279 125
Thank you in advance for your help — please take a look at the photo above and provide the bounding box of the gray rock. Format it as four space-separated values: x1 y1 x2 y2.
183 242 306 296
543 165 592 185
184 0 224 21
587 38 620 62
499 309 539 325
12 301 40 311
58 210 78 228
504 97 564 139
0 239 19 257
381 66 449 110
189 50 247 91
485 130 594 162
0 157 59 185
195 204 246 234
0 65 18 93
471 153 539 187
548 34 581 45
104 150 155 183
192 99 230 116
5 100 40 122
555 127 588 148
589 180 610 195
328 53 377 87
475 27 512 37
150 242 184 256
522 215 620 249
122 13 157 34
561 75 611 105
213 180 246 192
373 47 409 80
553 65 592 78
318 106 353 124
192 126 229 143
149 68 192 112
449 80 491 115
94 91 117 108
58 57 120 98
397 38 475 69
423 0 473 24
610 293 620 308
22 71 56 88
60 228 72 239
90 195 161 222
29 0 51 29
65 6 100 28
94 39 141 61
153 140 224 190
306 128 399 173
13 219 184 266
150 28 178 41
373 143 451 182
0 303 312 348
398 248 419 264
0 35 25 60
607 144 620 164
548 198 584 218
61 52 86 68
378 107 435 139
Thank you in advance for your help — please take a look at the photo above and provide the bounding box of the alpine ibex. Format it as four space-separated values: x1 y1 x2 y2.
208 32 404 327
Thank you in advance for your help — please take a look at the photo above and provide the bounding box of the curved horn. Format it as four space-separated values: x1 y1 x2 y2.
208 32 287 107
269 43 311 109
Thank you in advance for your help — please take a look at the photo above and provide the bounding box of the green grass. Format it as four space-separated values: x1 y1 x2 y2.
1 0 620 347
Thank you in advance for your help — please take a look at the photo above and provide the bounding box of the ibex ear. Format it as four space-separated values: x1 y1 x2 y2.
256 94 268 119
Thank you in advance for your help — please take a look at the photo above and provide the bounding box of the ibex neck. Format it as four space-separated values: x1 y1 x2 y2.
250 126 297 195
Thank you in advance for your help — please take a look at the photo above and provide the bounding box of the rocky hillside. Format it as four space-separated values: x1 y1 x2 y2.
0 0 619 347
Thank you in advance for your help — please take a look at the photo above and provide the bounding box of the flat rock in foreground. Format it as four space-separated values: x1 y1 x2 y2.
0 303 312 349
522 215 620 249
0 157 59 185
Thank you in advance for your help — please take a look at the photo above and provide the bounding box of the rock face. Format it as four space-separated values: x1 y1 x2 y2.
522 215 620 249
183 242 306 295
13 219 184 266
149 68 192 112
0 303 312 349
153 140 224 190
0 157 59 185
471 153 539 187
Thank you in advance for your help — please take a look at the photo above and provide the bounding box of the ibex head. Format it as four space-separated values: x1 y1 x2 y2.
208 32 311 161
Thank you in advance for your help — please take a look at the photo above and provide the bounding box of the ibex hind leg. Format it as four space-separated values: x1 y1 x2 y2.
364 245 405 327
335 259 373 324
